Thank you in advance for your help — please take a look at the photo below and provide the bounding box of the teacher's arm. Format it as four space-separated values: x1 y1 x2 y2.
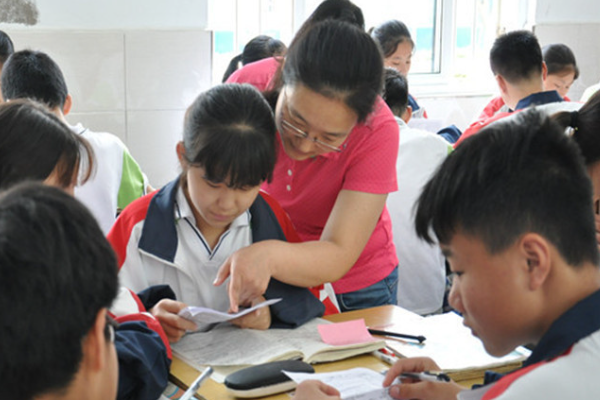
214 189 387 311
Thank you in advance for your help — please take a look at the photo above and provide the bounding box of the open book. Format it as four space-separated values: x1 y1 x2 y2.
172 318 385 369
382 312 531 381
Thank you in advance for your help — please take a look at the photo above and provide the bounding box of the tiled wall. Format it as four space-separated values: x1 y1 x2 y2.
4 29 212 187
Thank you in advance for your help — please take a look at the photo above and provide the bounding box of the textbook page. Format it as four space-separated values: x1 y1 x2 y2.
385 312 531 380
178 298 281 325
286 367 393 400
172 318 385 368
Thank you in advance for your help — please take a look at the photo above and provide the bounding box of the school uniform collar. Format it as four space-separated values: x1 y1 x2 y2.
138 177 251 263
523 288 600 367
515 90 563 111
174 184 251 233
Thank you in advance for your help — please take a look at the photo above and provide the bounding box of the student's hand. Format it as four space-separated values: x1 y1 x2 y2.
230 296 271 330
384 357 464 400
214 242 273 312
150 299 197 343
293 380 341 400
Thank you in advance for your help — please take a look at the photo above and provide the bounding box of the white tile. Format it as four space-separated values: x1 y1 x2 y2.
5 30 126 113
68 111 127 143
125 30 212 111
127 110 186 188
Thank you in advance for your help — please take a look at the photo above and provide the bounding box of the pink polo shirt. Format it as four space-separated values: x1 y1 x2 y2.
226 57 282 92
262 97 399 293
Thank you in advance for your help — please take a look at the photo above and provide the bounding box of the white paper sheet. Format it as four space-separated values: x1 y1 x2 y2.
178 298 281 325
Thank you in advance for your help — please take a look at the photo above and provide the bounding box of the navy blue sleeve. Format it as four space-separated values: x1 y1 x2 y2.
265 279 325 329
115 320 171 400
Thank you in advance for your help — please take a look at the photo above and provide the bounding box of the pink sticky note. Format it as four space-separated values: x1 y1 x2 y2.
318 319 376 346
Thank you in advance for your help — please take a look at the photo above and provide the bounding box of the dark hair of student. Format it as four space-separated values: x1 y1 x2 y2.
0 182 118 400
382 67 409 117
490 30 543 84
370 19 414 58
0 100 93 190
415 108 599 267
1 49 68 109
273 20 383 123
221 35 287 83
265 0 365 103
543 43 579 80
182 83 276 189
552 90 600 166
0 30 14 64
293 0 364 46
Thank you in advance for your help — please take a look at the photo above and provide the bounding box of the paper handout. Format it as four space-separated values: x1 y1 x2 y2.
285 367 393 400
178 298 281 325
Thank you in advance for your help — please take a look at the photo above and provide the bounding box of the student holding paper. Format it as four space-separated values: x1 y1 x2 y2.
297 110 600 399
109 84 331 343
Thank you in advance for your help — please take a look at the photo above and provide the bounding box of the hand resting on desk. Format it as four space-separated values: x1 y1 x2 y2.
294 380 341 400
383 357 463 400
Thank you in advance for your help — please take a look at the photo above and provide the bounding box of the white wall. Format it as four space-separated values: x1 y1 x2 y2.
1 0 212 187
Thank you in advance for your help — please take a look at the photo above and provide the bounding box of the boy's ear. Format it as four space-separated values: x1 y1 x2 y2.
541 61 548 81
81 309 109 373
402 105 413 124
520 233 551 291
495 74 508 96
62 94 73 116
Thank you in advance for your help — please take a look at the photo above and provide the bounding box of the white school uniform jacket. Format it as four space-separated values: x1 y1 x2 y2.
72 124 147 234
458 289 600 400
387 117 452 315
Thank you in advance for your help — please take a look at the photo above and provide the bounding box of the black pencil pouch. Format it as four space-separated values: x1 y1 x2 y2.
224 360 314 398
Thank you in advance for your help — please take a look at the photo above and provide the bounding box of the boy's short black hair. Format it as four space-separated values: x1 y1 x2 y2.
415 109 599 268
0 30 14 64
1 49 69 109
490 30 543 84
183 83 276 189
0 183 118 400
382 67 409 117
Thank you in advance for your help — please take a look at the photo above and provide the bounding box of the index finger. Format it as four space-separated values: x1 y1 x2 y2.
383 357 440 387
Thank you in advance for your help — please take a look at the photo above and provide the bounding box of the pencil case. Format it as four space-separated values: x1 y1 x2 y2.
224 360 314 398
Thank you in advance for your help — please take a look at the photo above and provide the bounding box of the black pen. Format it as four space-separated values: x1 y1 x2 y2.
368 328 426 343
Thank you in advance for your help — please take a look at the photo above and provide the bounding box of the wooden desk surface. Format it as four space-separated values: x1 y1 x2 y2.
170 305 482 399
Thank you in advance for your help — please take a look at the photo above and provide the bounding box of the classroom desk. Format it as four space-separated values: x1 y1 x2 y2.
169 305 483 399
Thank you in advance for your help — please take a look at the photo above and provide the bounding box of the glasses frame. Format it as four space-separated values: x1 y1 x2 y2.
279 117 344 154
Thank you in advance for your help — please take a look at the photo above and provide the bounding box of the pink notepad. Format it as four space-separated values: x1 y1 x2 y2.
318 319 376 346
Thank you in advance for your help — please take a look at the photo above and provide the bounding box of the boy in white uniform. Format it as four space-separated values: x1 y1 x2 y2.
1 49 148 233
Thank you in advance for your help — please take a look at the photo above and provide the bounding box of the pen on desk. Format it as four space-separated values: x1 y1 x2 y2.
400 371 451 383
368 328 426 343
179 366 213 400
372 349 398 365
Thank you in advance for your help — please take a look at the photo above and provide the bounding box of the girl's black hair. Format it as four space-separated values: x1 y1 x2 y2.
221 35 287 83
0 99 93 191
552 90 600 166
279 20 383 123
543 43 579 79
183 84 276 189
370 20 414 58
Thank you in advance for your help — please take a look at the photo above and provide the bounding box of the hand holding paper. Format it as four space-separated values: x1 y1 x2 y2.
178 298 281 325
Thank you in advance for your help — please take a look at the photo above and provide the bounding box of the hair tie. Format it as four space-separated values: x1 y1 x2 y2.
570 110 579 130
